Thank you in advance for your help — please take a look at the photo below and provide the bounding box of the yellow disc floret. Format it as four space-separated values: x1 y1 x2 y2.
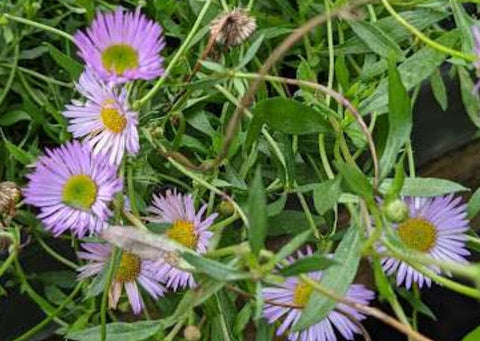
166 220 198 249
100 100 127 134
293 281 314 307
115 252 141 282
62 174 97 210
102 44 139 75
398 217 437 253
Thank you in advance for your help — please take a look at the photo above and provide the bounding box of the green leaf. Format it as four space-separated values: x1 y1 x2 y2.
44 43 83 80
313 177 342 215
397 288 437 320
4 140 34 165
234 304 252 337
458 66 480 128
384 156 406 202
468 187 480 219
181 253 249 281
200 60 226 73
246 97 331 149
248 167 267 256
360 30 460 115
349 21 403 59
0 110 31 126
294 225 361 331
267 211 324 236
66 320 163 341
238 34 264 69
279 254 337 276
450 0 475 53
372 257 395 301
380 57 412 178
336 9 449 55
274 230 312 263
462 325 480 341
430 69 448 111
380 177 469 197
336 161 374 204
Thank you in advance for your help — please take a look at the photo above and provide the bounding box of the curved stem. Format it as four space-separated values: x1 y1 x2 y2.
35 235 78 270
134 0 215 109
12 282 83 341
100 246 118 341
3 14 74 42
0 45 19 108
0 248 17 278
380 0 475 62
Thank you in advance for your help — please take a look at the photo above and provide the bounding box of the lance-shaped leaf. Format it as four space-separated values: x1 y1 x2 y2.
293 225 361 331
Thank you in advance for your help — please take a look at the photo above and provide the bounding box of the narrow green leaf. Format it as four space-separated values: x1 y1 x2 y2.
313 177 342 215
430 69 448 111
67 320 163 341
458 66 480 128
45 42 83 80
380 177 469 197
200 60 226 73
384 156 405 202
279 254 338 276
294 225 361 330
462 325 480 341
274 230 312 263
4 140 34 165
360 30 460 114
248 167 267 256
397 288 437 320
380 57 412 178
0 110 31 126
238 34 264 69
468 187 480 219
349 21 403 59
450 0 475 53
336 161 374 204
246 97 331 149
181 253 249 281
372 257 395 301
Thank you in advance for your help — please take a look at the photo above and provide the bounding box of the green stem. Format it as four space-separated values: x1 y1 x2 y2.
380 0 475 62
100 247 119 341
36 235 78 270
0 45 19 108
12 282 83 341
134 0 215 109
297 192 320 239
247 0 255 10
0 248 17 278
3 14 74 42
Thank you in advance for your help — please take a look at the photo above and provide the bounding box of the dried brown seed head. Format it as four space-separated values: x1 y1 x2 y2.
0 182 21 217
210 8 257 47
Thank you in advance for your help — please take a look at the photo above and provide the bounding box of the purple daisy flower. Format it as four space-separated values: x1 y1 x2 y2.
148 190 217 291
77 242 166 314
262 249 374 341
473 26 480 92
74 7 165 84
23 141 122 238
381 195 470 289
63 70 139 165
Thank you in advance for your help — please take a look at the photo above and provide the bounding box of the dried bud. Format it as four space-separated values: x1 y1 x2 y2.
0 182 21 217
384 198 409 223
184 325 201 341
210 8 257 47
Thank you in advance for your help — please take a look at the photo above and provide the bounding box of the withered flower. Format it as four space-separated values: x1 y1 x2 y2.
210 8 257 47
0 182 20 217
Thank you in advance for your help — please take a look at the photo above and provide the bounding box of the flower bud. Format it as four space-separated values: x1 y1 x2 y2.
217 200 235 217
384 198 409 223
184 325 201 341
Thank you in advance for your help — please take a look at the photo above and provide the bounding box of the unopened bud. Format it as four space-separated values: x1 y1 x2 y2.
184 325 201 341
217 200 235 217
384 198 409 223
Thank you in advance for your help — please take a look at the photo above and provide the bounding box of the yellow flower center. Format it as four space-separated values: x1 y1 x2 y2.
398 217 437 253
62 174 97 210
115 252 141 283
100 99 127 134
166 220 198 249
293 282 313 306
102 44 139 75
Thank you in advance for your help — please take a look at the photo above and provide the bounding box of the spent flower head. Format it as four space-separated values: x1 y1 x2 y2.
0 182 21 217
210 8 257 47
